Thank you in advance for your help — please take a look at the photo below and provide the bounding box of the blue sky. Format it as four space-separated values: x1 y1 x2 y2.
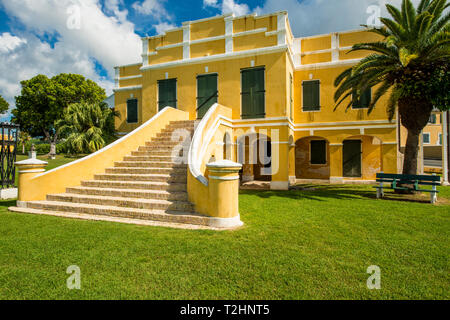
0 0 405 121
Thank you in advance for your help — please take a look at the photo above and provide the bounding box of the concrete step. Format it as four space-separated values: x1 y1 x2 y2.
19 201 208 226
105 167 185 175
46 193 195 212
8 206 215 230
94 173 187 183
130 150 177 156
138 145 178 152
81 180 187 191
123 155 178 162
114 161 187 169
66 186 188 201
145 140 183 147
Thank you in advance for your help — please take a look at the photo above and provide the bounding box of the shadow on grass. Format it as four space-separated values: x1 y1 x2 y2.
240 184 439 204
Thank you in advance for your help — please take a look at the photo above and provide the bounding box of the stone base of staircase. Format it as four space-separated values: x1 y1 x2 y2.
10 201 243 230
8 206 217 230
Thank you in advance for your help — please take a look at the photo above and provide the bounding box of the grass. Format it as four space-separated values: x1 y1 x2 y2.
0 182 448 300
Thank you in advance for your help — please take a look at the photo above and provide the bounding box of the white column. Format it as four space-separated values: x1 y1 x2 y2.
331 33 339 62
114 67 119 88
141 38 148 67
182 24 190 60
225 15 234 53
443 111 449 184
277 12 287 45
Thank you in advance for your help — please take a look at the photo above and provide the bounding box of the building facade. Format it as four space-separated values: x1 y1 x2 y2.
113 11 399 189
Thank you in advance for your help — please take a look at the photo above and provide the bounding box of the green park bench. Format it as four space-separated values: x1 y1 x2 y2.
375 172 441 204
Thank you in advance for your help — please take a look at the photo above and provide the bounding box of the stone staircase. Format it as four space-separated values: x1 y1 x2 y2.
11 120 217 229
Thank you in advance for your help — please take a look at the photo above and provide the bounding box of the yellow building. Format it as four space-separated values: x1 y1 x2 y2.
12 11 407 228
114 11 398 188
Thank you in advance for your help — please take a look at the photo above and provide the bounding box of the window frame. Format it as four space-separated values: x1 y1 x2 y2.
423 132 431 144
126 98 138 124
309 139 327 165
302 80 321 112
157 78 177 111
351 88 372 109
240 66 266 120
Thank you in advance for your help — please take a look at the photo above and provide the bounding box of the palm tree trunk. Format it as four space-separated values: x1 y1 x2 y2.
402 129 420 175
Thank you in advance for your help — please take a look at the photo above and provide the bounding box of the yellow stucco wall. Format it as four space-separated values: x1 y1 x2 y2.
140 51 288 121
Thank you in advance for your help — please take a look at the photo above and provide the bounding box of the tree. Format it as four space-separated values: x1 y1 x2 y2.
0 94 9 115
12 73 107 157
334 0 449 175
56 102 118 155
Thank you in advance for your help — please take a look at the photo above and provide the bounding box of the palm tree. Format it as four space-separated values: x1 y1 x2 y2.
334 0 449 175
56 102 118 155
18 131 31 154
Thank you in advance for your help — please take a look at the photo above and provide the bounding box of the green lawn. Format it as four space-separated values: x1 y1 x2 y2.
0 157 448 299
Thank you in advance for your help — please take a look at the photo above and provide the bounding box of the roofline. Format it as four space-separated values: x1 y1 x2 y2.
141 11 289 41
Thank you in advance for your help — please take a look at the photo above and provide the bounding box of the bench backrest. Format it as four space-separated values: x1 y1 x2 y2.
376 173 441 182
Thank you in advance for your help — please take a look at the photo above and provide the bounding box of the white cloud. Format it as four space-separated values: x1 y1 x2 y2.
0 0 145 115
222 0 249 16
204 0 250 16
132 0 168 18
203 0 219 8
154 22 177 35
256 0 421 37
0 32 27 53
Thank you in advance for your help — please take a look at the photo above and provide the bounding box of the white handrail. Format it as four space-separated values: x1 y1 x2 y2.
187 103 220 186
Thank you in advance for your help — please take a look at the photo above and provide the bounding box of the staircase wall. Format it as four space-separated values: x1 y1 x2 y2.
187 103 234 217
18 107 189 202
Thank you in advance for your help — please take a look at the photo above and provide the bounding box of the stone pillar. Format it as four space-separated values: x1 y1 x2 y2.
329 144 343 184
206 160 243 228
15 155 47 204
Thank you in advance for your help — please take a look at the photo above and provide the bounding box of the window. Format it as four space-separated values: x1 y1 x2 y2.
302 80 320 111
197 74 218 119
310 140 327 165
241 67 265 119
438 133 442 145
423 133 430 144
158 78 177 111
429 114 437 124
126 98 138 123
352 88 371 109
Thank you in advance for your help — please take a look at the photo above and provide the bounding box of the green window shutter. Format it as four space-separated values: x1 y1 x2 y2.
197 74 218 119
241 67 265 119
429 114 436 124
127 99 138 123
158 79 177 111
353 88 371 109
310 140 327 164
423 133 430 144
303 80 320 111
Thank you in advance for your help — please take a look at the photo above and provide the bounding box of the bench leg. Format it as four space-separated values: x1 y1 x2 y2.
376 188 383 199
431 192 437 204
